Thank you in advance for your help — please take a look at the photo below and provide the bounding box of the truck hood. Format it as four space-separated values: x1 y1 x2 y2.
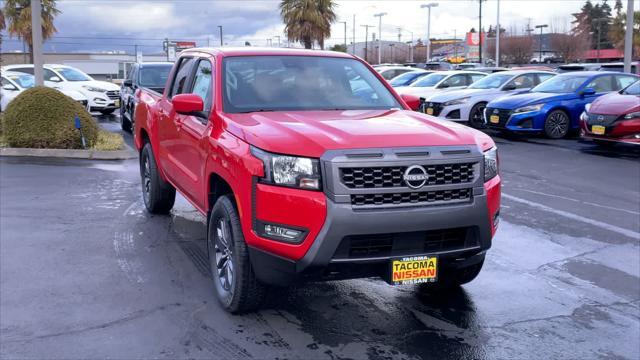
489 91 574 109
589 92 640 115
224 109 490 158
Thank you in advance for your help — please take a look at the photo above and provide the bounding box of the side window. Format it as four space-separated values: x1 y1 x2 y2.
536 73 554 84
442 74 466 87
509 74 536 89
469 74 485 84
169 57 196 98
44 69 61 82
190 60 213 113
586 75 615 93
1 78 12 88
615 75 638 90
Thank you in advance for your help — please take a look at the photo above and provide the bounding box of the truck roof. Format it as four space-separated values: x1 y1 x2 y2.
182 47 356 59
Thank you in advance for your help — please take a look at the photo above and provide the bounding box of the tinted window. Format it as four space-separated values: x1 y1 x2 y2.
509 74 536 89
441 74 467 87
468 73 511 89
52 67 92 81
44 69 61 82
170 58 196 98
190 60 213 113
222 56 401 113
622 80 640 95
389 71 427 86
615 75 638 90
533 75 589 93
586 75 615 93
138 65 172 88
5 73 34 88
537 73 555 84
469 74 485 83
11 67 34 75
412 73 447 87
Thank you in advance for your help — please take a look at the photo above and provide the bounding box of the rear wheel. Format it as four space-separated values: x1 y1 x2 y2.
468 102 487 129
544 110 570 139
140 143 175 214
208 195 266 313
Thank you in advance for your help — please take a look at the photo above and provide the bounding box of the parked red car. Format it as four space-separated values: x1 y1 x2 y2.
133 47 501 313
580 79 640 145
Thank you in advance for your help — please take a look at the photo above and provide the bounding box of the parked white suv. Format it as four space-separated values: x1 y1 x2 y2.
1 71 89 112
2 64 121 114
422 70 556 128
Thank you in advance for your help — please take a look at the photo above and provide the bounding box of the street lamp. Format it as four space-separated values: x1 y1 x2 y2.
274 35 281 47
339 21 347 51
373 12 387 64
420 3 438 63
535 24 548 63
218 26 223 47
592 18 609 63
361 24 375 63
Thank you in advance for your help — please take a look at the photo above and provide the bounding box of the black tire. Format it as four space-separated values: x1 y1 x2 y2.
418 259 485 291
208 195 266 313
140 143 175 214
544 110 570 139
468 102 487 129
120 104 132 132
100 108 116 115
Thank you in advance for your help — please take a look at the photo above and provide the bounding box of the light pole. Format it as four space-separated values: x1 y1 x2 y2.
420 3 438 63
592 18 608 63
535 24 548 63
352 15 356 54
218 26 223 47
389 44 395 63
453 29 458 60
495 0 500 67
274 35 281 47
623 0 634 73
339 21 347 51
373 12 387 64
31 0 44 86
477 0 485 64
361 24 374 62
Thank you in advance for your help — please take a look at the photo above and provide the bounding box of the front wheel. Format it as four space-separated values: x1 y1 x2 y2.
140 143 175 214
544 110 570 139
120 104 132 132
468 102 487 129
208 195 266 313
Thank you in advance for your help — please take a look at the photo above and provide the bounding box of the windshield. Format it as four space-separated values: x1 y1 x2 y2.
389 71 426 86
410 73 447 87
222 56 401 113
139 65 172 88
532 75 589 93
468 74 512 89
622 80 640 95
53 67 92 81
6 74 35 89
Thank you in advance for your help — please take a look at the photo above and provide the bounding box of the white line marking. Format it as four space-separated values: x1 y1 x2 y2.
503 193 640 240
514 189 640 216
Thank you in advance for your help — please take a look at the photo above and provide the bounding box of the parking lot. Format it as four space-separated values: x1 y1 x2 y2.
1 113 639 359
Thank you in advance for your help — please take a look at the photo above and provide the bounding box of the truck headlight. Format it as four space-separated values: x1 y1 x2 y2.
484 147 498 181
513 103 543 114
443 97 470 106
624 111 640 120
251 146 321 190
82 85 107 93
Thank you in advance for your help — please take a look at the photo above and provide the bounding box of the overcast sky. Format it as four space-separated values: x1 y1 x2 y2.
0 0 591 53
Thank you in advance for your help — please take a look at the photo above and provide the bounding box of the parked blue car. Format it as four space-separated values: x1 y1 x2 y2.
485 71 639 138
388 70 433 87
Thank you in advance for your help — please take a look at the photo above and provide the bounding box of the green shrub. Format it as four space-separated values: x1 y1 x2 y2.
3 87 99 149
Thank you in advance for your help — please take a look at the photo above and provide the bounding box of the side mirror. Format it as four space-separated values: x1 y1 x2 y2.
2 84 18 91
48 76 62 82
123 79 133 88
580 88 596 96
438 83 450 89
502 83 517 91
173 93 204 115
400 93 421 111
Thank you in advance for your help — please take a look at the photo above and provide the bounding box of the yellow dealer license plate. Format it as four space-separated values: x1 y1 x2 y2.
490 115 500 124
426 107 434 115
592 125 605 135
391 256 438 285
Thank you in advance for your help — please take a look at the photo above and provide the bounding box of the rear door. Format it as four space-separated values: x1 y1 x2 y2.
172 58 214 208
157 57 196 185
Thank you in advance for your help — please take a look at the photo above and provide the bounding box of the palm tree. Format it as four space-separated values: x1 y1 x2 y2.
4 0 60 63
280 0 337 49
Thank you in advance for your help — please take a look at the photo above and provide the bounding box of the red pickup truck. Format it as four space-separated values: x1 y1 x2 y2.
134 48 501 313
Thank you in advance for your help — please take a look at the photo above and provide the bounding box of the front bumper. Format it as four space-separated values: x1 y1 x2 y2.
485 107 546 132
247 146 501 286
423 101 470 122
85 90 121 111
580 113 640 144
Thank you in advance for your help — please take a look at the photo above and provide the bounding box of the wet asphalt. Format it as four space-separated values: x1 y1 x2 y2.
1 114 639 359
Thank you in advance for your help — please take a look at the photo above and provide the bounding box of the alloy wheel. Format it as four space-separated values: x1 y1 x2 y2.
142 155 151 204
546 111 569 138
214 218 235 293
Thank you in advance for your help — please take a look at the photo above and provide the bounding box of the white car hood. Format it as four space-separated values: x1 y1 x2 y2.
60 89 87 101
58 80 120 92
395 86 437 98
427 88 502 102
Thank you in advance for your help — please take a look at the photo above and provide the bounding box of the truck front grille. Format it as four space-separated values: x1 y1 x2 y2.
351 188 472 207
106 90 120 100
340 163 475 189
332 227 474 259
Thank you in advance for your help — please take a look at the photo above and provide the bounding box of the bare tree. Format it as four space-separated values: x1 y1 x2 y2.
501 35 534 65
550 32 590 62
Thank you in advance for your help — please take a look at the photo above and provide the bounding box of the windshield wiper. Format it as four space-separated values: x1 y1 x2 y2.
234 109 276 114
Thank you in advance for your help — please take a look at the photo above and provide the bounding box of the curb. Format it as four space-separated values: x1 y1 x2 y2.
0 144 137 160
